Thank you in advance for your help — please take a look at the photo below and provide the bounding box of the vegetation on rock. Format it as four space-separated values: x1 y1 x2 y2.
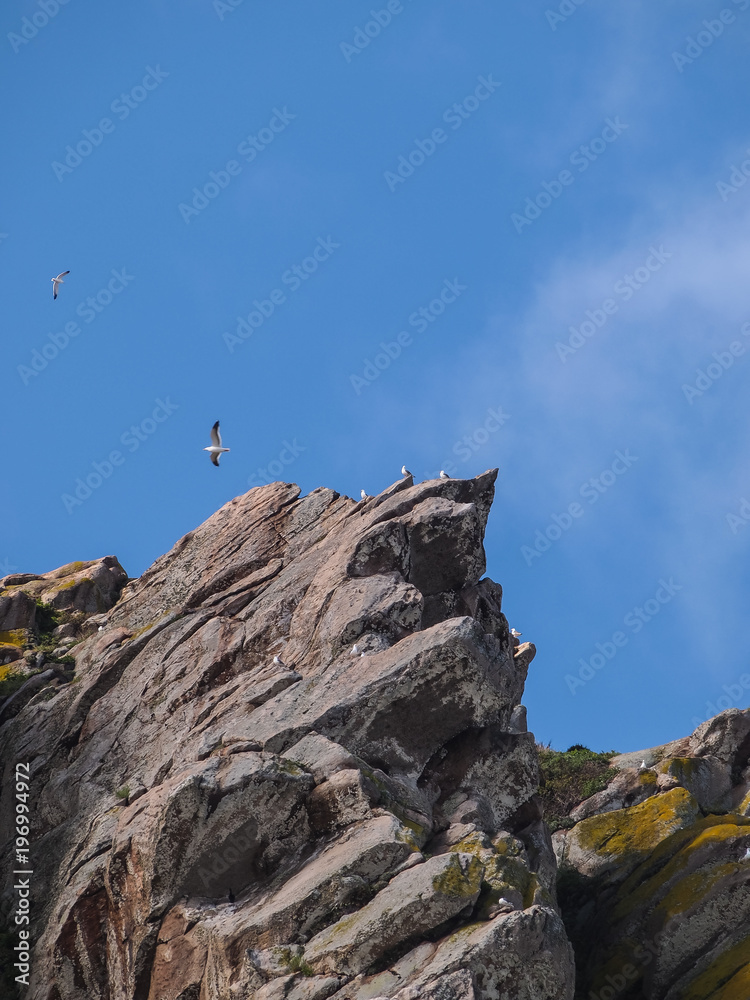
537 744 619 831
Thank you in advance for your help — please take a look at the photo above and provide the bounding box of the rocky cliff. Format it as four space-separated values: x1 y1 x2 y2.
552 711 750 1000
4 474 748 1000
0 472 575 1000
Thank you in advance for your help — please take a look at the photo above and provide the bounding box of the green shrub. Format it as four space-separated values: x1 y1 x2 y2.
0 665 27 700
538 744 619 831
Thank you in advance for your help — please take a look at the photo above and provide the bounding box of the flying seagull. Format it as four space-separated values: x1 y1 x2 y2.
439 470 451 479
204 421 230 466
402 465 412 477
51 270 70 299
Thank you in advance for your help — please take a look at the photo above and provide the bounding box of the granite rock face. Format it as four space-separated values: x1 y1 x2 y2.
0 473 574 1000
555 709 750 1000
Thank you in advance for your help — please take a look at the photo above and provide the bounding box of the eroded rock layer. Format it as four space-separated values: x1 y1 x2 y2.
0 473 575 1000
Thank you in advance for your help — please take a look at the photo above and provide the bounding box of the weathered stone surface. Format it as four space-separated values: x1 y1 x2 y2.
0 473 574 1000
556 710 750 999
331 906 574 999
560 787 702 880
425 726 539 832
304 852 484 976
306 769 378 832
1 557 128 617
283 732 359 784
0 588 37 631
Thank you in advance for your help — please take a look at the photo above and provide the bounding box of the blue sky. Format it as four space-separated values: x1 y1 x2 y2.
3 0 750 754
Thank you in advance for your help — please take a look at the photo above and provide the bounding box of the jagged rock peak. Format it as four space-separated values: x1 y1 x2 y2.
0 473 574 1000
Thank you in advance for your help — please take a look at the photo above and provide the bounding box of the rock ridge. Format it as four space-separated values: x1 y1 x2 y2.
0 473 574 1000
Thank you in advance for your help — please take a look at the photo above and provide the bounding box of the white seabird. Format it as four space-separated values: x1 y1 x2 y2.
272 655 286 668
51 270 70 299
204 421 230 466
510 628 522 640
360 489 370 501
741 846 750 861
402 465 412 477
439 470 451 479
351 644 360 655
639 760 648 771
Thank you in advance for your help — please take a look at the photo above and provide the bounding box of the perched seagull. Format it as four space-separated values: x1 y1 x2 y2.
204 421 230 466
360 489 370 501
742 846 750 862
639 760 649 771
439 470 451 479
401 465 412 478
510 628 522 641
51 270 70 299
272 655 286 668
351 644 360 655
488 897 515 918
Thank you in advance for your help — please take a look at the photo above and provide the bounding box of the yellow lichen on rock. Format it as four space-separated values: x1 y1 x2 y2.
0 629 25 646
573 787 700 861
656 862 737 921
681 936 750 1000
432 853 484 898
611 815 750 923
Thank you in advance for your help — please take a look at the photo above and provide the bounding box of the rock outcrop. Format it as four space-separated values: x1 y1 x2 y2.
554 709 750 999
0 473 575 999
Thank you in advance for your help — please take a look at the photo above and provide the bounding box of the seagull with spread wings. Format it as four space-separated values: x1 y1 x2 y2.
204 421 230 466
51 270 70 299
